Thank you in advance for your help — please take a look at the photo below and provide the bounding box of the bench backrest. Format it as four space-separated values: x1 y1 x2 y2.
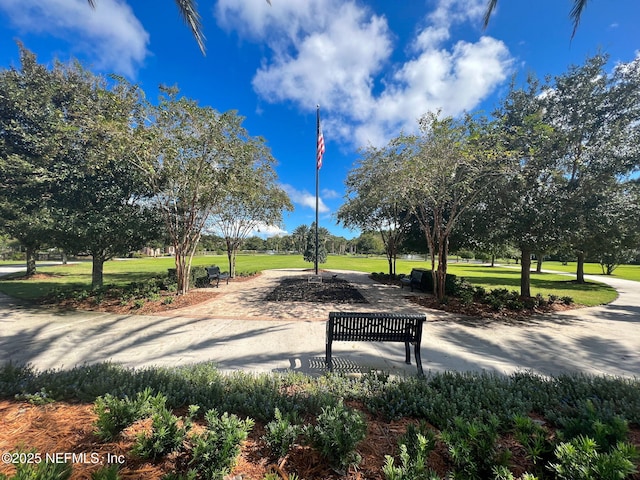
410 269 424 281
328 312 426 343
206 266 220 276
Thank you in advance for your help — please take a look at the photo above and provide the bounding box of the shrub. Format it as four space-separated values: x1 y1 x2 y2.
512 415 554 472
262 408 302 459
91 465 121 480
555 399 629 452
188 408 254 479
383 422 438 480
560 296 574 305
304 401 367 470
440 415 511 479
94 388 164 441
132 404 197 460
549 436 638 480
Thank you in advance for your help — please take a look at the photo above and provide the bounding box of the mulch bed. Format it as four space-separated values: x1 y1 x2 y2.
264 277 369 304
408 295 580 324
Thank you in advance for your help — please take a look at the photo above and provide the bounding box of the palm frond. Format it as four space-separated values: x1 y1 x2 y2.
87 0 96 8
569 0 590 38
175 0 206 55
482 0 498 29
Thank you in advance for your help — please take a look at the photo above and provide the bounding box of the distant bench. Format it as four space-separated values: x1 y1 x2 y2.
399 268 428 292
326 311 426 375
206 266 229 288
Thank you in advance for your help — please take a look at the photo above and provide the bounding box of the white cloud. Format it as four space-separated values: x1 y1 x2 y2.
282 184 329 213
321 188 340 199
250 223 289 238
216 0 513 147
0 0 149 77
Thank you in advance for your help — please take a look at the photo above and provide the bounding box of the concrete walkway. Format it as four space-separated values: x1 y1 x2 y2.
0 264 638 378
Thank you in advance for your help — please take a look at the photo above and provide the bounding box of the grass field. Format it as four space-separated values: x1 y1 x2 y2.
0 254 622 306
540 261 640 282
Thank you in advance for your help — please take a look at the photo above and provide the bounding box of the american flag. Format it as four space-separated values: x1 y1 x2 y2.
317 124 325 170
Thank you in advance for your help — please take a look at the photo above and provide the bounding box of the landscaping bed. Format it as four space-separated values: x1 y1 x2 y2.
264 277 368 304
1 363 639 480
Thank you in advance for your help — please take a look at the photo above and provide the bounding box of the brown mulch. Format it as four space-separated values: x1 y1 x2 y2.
408 295 580 324
51 291 222 316
264 277 368 304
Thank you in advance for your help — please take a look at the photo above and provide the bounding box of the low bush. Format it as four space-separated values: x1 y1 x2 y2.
93 388 164 441
188 408 254 479
440 415 511 479
549 435 638 480
304 401 367 470
263 407 302 459
383 422 438 480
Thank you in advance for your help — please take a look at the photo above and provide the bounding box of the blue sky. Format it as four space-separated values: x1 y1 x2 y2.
1 0 638 239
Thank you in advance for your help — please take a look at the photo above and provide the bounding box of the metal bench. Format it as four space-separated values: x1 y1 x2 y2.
326 311 426 375
206 266 229 287
400 268 428 292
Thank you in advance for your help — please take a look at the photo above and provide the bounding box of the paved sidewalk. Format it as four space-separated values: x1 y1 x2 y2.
0 265 638 378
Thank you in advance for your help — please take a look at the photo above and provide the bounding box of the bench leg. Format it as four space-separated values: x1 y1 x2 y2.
325 342 333 372
414 342 424 376
404 341 411 364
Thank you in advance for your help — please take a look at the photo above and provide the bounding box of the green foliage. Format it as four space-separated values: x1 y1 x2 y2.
383 422 439 480
549 436 638 480
304 401 367 470
303 222 328 265
262 407 302 459
512 415 554 473
14 387 55 405
132 402 196 460
91 465 121 480
93 387 165 441
440 415 511 480
188 408 254 480
554 400 629 452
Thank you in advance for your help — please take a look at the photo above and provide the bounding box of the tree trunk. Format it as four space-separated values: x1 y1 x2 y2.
536 253 543 273
576 251 585 284
520 248 532 298
25 246 37 276
226 238 237 277
175 248 189 295
491 254 496 267
62 252 68 265
91 254 105 290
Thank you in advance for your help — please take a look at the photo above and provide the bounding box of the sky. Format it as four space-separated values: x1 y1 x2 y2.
0 0 638 240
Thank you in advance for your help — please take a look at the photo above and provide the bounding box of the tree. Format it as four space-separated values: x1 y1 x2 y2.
355 232 385 255
144 88 247 295
291 225 310 254
303 222 328 265
46 63 162 289
0 45 60 275
0 45 161 286
492 77 567 297
590 182 640 275
404 112 505 300
542 54 640 283
208 141 291 277
337 142 413 275
483 0 590 38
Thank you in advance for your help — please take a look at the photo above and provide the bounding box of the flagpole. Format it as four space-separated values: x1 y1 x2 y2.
315 105 320 276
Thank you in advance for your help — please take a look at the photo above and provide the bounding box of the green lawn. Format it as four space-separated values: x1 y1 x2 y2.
540 261 640 282
445 264 617 306
0 254 620 306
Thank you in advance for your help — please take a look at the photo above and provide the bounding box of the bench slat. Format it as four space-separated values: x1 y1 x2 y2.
326 312 426 375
